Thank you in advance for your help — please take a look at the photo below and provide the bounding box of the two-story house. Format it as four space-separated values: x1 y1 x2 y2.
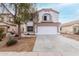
21 8 61 36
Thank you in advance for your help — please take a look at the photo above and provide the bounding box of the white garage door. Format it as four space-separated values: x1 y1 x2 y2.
36 26 58 35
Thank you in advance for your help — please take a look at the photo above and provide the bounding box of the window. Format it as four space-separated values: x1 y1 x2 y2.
44 16 47 21
73 27 78 33
27 26 33 32
43 13 51 21
9 18 13 22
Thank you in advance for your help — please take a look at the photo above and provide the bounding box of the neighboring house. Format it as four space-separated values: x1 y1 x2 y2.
60 20 79 34
22 8 61 36
0 4 17 34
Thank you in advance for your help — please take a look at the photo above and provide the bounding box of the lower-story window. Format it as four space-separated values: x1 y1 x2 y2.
73 27 79 34
27 26 33 32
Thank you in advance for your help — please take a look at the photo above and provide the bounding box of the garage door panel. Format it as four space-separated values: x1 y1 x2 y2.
37 26 57 34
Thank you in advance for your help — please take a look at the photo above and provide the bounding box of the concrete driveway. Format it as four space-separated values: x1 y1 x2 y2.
33 35 79 56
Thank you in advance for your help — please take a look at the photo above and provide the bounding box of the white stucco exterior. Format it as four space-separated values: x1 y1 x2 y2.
36 9 60 35
38 9 59 23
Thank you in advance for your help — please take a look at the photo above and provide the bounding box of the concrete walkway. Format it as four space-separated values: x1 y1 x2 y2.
33 35 79 56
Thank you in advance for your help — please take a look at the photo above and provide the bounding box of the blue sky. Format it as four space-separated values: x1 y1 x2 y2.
37 3 79 23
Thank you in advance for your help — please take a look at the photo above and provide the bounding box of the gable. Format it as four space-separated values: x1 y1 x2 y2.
37 9 59 23
37 9 59 14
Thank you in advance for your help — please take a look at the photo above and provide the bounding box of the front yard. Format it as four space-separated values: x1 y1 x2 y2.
0 36 36 52
62 33 79 41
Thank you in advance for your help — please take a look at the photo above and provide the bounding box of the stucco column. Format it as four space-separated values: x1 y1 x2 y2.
57 25 60 34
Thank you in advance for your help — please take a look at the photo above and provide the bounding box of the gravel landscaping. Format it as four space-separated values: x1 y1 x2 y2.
0 36 36 52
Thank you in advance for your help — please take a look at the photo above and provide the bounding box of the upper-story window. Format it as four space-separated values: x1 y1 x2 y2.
44 16 47 21
9 18 14 23
43 13 51 21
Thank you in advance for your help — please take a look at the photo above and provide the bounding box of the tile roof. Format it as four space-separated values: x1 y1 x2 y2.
61 20 79 27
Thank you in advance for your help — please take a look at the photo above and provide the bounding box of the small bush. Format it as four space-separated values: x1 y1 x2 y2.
6 38 17 46
15 34 19 37
27 33 30 35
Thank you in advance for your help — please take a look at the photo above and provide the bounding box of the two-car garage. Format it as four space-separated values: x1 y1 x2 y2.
36 26 58 35
35 22 60 35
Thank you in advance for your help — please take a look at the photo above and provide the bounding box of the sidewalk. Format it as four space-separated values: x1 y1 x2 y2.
0 52 61 56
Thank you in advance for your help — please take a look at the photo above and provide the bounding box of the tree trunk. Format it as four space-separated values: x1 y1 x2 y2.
18 24 21 39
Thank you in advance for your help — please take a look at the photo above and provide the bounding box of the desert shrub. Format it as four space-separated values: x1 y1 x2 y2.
27 33 30 35
6 38 17 46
